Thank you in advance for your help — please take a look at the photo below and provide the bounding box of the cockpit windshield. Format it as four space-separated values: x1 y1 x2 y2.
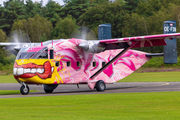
16 47 48 60
17 52 36 59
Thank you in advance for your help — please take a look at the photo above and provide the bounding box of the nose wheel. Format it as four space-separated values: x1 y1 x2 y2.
20 83 30 95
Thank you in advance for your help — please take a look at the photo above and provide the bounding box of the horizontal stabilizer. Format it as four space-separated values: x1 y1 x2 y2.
146 53 164 57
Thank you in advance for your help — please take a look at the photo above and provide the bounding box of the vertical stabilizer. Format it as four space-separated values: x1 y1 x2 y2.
163 20 177 64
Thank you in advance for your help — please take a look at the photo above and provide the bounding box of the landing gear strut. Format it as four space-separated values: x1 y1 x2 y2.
20 82 30 95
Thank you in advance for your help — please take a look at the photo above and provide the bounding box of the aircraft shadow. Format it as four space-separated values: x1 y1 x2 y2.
31 86 139 95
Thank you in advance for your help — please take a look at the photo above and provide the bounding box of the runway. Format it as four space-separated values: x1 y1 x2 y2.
0 82 180 98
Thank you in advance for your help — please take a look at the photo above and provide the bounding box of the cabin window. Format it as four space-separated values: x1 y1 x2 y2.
67 61 71 67
56 61 59 67
102 62 106 67
77 61 81 67
93 62 96 67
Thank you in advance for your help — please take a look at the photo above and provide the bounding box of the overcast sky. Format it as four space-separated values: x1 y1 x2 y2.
0 0 65 6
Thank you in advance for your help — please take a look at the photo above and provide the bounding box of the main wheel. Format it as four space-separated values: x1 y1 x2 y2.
44 89 53 93
95 80 106 92
20 85 30 95
43 84 58 93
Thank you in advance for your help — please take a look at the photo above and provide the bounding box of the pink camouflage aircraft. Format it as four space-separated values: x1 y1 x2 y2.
1 33 180 95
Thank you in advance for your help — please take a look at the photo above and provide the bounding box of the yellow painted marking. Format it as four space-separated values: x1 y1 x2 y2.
153 83 169 87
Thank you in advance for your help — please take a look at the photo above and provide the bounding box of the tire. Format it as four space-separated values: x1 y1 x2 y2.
95 80 106 92
43 84 58 93
20 85 30 95
44 89 53 93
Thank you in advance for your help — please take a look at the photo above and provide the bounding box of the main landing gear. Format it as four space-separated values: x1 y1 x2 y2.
95 80 106 92
43 84 58 93
20 82 30 95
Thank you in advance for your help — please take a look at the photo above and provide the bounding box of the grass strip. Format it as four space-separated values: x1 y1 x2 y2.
0 90 20 95
0 90 39 95
0 75 17 83
120 71 180 82
0 92 180 120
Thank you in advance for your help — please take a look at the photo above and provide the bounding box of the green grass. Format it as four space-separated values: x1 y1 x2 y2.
0 90 39 95
0 90 20 95
142 56 180 68
0 92 180 120
0 75 17 83
120 71 180 82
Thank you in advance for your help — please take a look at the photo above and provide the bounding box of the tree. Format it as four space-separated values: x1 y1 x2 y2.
43 0 62 27
0 0 26 35
0 29 12 67
30 15 53 41
52 15 78 39
61 0 96 21
122 2 180 53
79 2 126 38
136 0 162 17
12 15 53 42
25 0 44 18
0 29 7 42
122 13 148 37
123 0 141 12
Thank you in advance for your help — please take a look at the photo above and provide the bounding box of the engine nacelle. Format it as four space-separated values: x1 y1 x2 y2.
78 41 106 53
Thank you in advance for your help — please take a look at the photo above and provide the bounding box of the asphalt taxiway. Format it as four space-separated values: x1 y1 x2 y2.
0 82 180 98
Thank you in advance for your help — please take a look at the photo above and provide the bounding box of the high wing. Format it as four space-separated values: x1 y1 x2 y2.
87 33 180 79
0 42 39 46
99 33 180 48
78 33 180 53
0 42 40 55
0 39 67 55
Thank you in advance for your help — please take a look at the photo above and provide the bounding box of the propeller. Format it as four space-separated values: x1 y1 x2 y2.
70 26 97 40
71 26 106 53
5 30 31 55
9 30 31 44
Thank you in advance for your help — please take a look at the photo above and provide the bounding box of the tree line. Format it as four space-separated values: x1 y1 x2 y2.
1 0 180 70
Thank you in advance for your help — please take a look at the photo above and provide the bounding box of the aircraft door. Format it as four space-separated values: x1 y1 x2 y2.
50 49 54 59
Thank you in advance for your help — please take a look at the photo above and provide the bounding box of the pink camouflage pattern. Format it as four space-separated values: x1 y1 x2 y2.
45 38 150 89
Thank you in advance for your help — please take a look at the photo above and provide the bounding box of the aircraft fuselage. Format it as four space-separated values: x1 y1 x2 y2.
13 38 150 93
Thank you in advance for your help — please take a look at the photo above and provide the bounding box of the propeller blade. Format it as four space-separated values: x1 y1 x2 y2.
71 26 97 40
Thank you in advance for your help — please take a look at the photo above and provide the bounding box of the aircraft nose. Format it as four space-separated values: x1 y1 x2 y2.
13 68 17 75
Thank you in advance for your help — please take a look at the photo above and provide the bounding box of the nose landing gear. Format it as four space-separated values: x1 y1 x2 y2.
20 82 30 95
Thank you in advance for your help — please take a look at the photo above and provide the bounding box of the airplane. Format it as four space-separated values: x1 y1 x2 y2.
1 32 180 95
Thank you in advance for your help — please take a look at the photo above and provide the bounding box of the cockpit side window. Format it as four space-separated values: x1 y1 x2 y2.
38 51 48 59
31 47 48 59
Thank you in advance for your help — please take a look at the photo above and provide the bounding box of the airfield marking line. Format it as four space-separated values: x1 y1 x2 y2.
152 82 170 86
